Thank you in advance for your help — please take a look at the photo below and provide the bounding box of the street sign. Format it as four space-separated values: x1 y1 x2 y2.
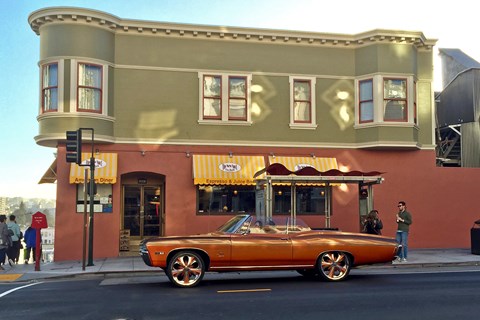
31 211 48 272
31 211 48 229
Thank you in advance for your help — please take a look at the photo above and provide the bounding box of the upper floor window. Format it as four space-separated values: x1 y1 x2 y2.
199 72 251 124
383 78 407 122
42 63 58 112
228 77 248 120
77 63 103 112
413 80 417 124
203 75 222 119
355 75 415 126
359 79 373 123
289 76 317 129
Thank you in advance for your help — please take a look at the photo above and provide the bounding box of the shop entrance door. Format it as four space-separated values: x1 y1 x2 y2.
123 185 163 239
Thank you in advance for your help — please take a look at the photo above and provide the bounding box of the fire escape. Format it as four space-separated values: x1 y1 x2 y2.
436 125 461 167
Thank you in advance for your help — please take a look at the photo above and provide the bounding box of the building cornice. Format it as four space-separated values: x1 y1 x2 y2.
29 7 437 50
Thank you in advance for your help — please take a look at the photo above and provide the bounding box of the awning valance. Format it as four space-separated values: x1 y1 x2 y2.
39 158 57 184
193 155 265 185
69 153 118 184
268 156 338 172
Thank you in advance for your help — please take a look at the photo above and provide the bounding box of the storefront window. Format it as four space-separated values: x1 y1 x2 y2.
76 184 113 213
273 186 327 215
197 185 255 214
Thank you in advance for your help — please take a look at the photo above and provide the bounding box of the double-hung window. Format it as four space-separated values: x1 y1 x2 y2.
42 63 58 112
77 63 103 113
359 79 374 123
289 76 317 129
355 75 415 126
199 72 251 123
383 78 407 122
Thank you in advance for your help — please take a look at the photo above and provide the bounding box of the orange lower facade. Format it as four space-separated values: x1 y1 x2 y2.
52 144 479 261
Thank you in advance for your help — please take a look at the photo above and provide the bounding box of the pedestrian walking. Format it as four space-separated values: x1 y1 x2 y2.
0 215 11 270
7 215 22 265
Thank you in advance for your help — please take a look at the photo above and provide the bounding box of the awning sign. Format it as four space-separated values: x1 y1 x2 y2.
69 153 118 184
193 155 265 185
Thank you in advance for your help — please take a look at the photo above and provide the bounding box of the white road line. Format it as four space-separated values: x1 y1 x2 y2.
0 282 43 298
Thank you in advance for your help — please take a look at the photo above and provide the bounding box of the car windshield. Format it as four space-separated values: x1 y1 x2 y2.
216 215 311 234
216 215 251 233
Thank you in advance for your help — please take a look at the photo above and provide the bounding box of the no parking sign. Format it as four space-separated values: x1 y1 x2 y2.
31 212 48 271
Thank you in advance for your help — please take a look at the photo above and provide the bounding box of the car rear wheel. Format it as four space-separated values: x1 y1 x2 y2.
167 251 205 288
317 251 351 281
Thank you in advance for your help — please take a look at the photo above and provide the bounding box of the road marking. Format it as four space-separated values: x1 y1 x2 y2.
0 274 23 282
217 288 272 294
0 282 43 298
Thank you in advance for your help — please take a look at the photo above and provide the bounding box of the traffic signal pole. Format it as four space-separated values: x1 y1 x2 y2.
66 128 95 267
87 131 95 266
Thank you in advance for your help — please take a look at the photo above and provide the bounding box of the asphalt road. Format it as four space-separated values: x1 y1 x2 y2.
1 268 480 320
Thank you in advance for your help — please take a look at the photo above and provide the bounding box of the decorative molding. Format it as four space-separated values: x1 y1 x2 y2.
28 7 437 50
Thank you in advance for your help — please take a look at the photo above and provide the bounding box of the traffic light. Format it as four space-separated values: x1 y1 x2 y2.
66 130 82 164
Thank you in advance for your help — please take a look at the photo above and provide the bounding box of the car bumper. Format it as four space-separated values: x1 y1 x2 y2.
140 245 153 266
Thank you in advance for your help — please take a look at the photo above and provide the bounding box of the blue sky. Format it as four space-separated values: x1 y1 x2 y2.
1 0 478 199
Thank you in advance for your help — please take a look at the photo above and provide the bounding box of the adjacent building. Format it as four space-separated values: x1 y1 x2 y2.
29 7 480 261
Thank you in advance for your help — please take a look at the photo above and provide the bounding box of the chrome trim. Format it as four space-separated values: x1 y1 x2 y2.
211 264 313 270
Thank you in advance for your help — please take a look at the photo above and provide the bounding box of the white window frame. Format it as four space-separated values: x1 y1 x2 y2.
198 72 252 125
70 59 109 116
354 74 416 127
38 59 64 114
289 76 317 129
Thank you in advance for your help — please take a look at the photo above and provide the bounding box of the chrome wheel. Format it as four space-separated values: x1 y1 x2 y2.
167 251 205 288
317 251 350 281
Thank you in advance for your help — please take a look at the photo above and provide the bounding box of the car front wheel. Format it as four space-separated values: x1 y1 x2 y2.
167 251 205 288
317 251 351 281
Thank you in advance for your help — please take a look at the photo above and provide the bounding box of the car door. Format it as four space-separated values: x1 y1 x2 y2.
229 232 292 267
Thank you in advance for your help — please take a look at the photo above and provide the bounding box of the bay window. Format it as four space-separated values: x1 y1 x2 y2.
77 63 103 112
355 75 416 126
383 78 407 122
359 79 374 123
42 63 58 112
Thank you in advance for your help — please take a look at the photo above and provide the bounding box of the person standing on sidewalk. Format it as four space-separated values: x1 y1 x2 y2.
24 225 38 264
0 215 11 270
7 215 21 265
396 201 412 262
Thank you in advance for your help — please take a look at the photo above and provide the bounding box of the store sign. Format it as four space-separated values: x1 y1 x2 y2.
219 163 241 173
81 158 107 168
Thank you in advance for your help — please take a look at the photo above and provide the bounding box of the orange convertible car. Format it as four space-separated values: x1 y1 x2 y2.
140 214 399 288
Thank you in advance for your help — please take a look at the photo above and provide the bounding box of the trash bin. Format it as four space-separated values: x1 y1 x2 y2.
471 219 480 255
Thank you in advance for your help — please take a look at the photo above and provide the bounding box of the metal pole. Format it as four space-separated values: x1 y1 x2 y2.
82 168 88 271
325 183 331 228
86 129 95 266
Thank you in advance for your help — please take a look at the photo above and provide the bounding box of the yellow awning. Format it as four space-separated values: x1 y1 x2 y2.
193 155 265 185
39 158 57 184
69 153 118 184
268 156 338 172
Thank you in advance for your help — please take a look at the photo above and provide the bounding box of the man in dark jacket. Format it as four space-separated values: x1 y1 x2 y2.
396 201 413 262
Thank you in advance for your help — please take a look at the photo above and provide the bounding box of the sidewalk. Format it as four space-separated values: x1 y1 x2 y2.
1 248 480 283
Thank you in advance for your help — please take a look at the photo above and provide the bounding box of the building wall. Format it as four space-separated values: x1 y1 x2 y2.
33 8 480 262
52 142 480 261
